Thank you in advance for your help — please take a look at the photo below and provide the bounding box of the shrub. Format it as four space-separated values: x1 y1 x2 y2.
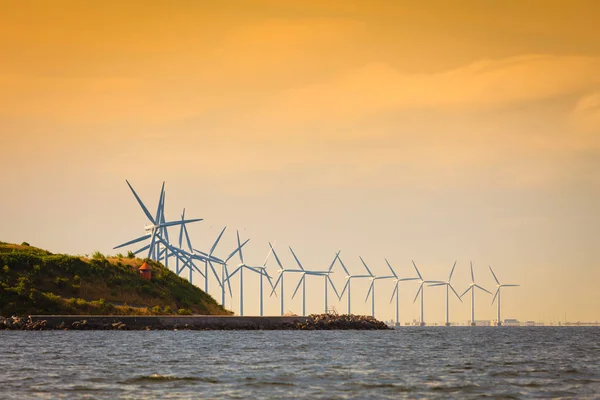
21 242 30 246
73 275 80 284
2 265 9 273
54 277 69 288
163 305 173 314
127 251 135 259
151 305 162 314
92 251 105 260
177 308 192 315
116 253 124 259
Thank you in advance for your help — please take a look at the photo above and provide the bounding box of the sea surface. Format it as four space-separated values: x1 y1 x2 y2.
1 327 598 399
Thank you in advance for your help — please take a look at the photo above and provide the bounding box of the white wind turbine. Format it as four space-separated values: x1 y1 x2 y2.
289 248 340 316
361 257 395 318
428 261 463 326
337 255 373 315
226 232 274 316
114 180 202 260
460 261 492 326
489 266 520 326
270 243 304 315
386 259 420 326
411 260 444 326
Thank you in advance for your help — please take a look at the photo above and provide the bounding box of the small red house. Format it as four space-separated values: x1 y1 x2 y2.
139 262 152 280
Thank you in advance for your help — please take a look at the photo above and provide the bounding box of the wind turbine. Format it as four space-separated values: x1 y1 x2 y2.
269 244 304 316
489 266 520 326
226 232 274 316
428 261 463 326
289 249 339 316
361 257 395 318
114 180 202 261
337 255 372 315
411 260 443 326
386 259 420 327
460 261 492 326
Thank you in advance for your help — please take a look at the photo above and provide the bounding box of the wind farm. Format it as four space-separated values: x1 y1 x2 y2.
114 180 521 326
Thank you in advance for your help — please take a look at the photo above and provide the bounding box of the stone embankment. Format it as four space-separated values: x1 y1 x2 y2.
1 314 389 330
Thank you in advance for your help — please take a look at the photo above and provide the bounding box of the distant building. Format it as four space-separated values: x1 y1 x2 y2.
504 318 520 326
473 320 491 327
525 321 535 326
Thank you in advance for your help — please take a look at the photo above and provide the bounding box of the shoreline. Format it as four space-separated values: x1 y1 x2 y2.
2 314 390 330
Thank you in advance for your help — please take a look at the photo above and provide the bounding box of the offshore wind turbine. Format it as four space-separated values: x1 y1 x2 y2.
428 261 463 326
411 260 443 326
289 248 339 316
269 243 304 316
460 261 492 326
386 259 420 326
338 255 372 315
114 180 202 261
489 266 520 326
226 232 274 316
361 257 395 317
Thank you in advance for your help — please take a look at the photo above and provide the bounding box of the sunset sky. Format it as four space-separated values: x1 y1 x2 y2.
1 1 599 323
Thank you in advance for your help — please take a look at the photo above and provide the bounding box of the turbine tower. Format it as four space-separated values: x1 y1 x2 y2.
338 255 372 315
460 261 492 326
428 261 462 326
386 259 419 327
411 260 443 326
289 248 339 316
489 266 520 326
361 257 395 317
269 243 304 316
226 233 274 316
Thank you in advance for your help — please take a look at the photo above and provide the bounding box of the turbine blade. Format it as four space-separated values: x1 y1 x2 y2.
159 218 203 228
114 234 152 249
470 261 474 282
236 230 244 264
327 251 340 273
209 226 227 256
475 284 492 295
289 247 304 270
450 284 463 302
359 256 373 276
412 260 423 280
126 180 155 224
428 283 446 287
413 283 423 303
503 284 520 287
133 243 151 255
178 209 185 248
327 276 340 298
365 281 374 303
337 254 350 276
269 274 282 297
184 223 193 253
491 288 499 305
459 287 471 298
227 266 242 280
147 229 158 258
262 241 276 267
208 260 222 287
224 239 250 263
339 280 349 299
154 181 165 223
389 283 398 304
489 265 500 285
224 264 233 297
291 275 305 299
269 242 285 271
449 260 457 281
385 259 398 278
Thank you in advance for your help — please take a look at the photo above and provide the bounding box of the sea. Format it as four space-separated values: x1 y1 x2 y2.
1 327 598 399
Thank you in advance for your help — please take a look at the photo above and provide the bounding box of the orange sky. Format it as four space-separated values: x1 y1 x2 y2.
1 1 599 323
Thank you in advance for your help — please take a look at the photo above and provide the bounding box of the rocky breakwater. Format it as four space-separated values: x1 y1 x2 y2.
1 314 389 330
293 314 390 330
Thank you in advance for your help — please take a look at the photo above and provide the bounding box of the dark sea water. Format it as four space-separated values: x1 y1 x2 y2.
1 327 599 399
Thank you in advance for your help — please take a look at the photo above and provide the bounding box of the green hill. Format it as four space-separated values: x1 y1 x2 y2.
0 242 232 317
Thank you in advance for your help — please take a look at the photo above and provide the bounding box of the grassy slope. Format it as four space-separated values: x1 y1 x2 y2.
0 242 232 317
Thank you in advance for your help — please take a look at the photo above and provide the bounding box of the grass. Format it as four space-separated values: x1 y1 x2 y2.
0 242 232 317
